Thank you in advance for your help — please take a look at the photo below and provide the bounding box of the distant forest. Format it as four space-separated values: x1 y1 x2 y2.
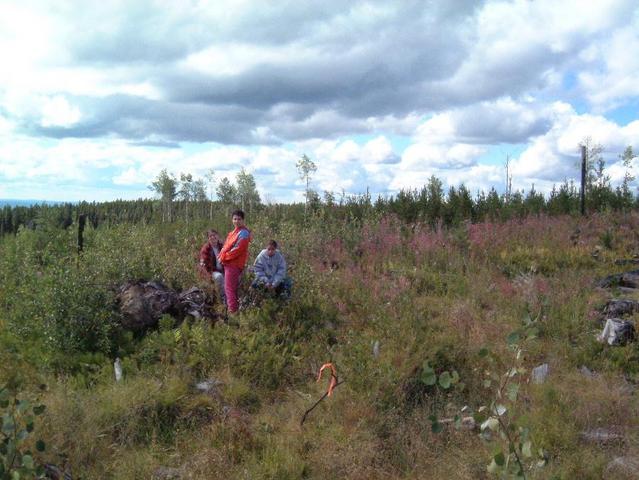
1 172 637 238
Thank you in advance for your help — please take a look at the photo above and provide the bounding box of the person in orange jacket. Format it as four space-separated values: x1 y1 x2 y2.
217 209 251 313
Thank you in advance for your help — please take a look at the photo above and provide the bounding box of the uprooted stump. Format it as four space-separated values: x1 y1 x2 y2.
117 281 217 331
177 286 218 320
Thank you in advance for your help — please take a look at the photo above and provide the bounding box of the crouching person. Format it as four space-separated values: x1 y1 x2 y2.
252 240 292 299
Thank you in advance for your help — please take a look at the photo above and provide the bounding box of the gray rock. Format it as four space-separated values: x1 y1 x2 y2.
439 416 477 431
372 340 380 358
604 456 639 479
614 258 639 266
603 299 639 317
44 464 73 480
153 466 183 480
580 428 624 445
531 364 549 384
579 366 596 378
621 272 639 289
596 269 639 289
195 378 222 395
598 318 636 346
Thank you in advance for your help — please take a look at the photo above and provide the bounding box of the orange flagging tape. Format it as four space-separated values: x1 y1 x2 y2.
317 362 338 396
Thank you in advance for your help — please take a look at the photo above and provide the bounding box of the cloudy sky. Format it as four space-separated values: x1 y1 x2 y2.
1 0 638 203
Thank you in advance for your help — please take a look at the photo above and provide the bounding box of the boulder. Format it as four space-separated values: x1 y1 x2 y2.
597 270 639 289
615 258 639 266
604 299 639 317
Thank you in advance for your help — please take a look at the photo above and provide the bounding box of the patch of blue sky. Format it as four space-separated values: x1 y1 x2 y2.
605 101 639 126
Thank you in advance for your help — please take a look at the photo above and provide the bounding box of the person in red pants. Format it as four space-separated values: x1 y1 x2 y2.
218 209 251 314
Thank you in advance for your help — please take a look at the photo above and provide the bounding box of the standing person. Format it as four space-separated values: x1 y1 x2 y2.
252 240 292 299
218 210 251 314
199 230 225 304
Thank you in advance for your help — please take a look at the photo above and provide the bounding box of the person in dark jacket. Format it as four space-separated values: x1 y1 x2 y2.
199 230 225 304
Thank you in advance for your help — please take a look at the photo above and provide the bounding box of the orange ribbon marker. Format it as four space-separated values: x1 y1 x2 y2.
317 362 338 396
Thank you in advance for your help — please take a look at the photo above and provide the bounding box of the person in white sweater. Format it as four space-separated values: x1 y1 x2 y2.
251 240 292 298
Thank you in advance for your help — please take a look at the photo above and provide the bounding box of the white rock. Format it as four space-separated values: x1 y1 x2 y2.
114 357 123 382
531 363 549 384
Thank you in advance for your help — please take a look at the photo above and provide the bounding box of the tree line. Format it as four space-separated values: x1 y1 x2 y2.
0 145 636 236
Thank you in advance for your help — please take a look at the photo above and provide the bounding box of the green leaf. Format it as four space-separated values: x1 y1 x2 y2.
431 421 443 434
523 313 532 325
22 454 34 470
2 414 15 435
421 366 437 386
507 383 519 401
16 400 30 414
12 469 20 480
522 440 533 458
478 347 489 358
473 411 487 424
451 370 460 384
439 371 452 389
507 330 521 345
36 439 46 452
494 450 506 466
32 405 46 416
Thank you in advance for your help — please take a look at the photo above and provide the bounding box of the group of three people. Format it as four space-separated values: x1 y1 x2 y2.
199 209 290 313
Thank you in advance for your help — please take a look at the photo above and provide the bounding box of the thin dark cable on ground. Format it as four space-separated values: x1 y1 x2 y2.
300 378 344 426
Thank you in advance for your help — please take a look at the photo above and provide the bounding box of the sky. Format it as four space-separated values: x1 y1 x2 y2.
0 0 638 203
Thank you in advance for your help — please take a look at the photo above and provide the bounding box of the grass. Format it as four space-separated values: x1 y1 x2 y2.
2 211 639 478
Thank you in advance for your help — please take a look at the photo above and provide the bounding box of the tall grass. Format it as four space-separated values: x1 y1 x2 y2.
1 211 638 478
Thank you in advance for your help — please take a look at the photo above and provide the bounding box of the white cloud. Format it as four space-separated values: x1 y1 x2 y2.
112 167 141 186
511 104 639 190
40 95 81 127
578 24 639 109
1 1 639 202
